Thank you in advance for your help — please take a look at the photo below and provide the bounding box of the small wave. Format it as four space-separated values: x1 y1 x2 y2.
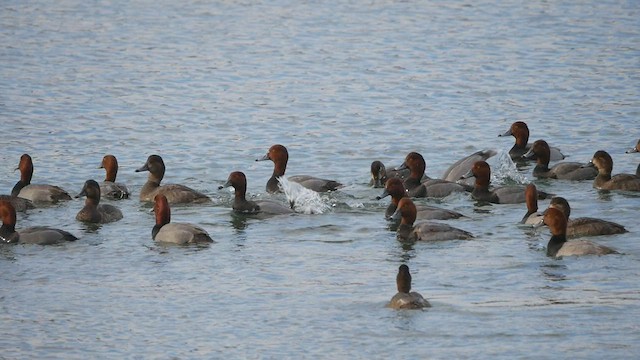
489 150 529 185
278 177 333 214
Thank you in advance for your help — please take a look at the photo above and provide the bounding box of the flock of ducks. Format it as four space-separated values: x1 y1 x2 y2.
1 122 639 310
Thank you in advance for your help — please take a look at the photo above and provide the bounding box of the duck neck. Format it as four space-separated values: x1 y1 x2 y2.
594 173 612 188
11 181 28 197
547 235 567 257
104 169 117 182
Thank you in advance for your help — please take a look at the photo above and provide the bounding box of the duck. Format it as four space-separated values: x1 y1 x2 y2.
135 155 211 203
546 197 626 238
523 140 597 180
99 155 130 200
624 140 639 176
218 171 294 215
0 200 77 245
387 264 431 310
256 144 343 193
585 150 640 191
441 149 497 185
499 121 565 161
369 160 410 188
152 194 214 245
391 197 473 241
11 154 72 204
0 195 34 212
377 178 464 220
543 207 618 257
521 184 544 225
395 152 467 198
461 161 552 204
75 180 123 224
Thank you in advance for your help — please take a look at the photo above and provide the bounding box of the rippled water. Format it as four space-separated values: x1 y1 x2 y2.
1 0 639 358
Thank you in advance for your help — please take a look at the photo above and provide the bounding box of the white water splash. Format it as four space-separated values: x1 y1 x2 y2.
489 150 529 184
278 177 333 214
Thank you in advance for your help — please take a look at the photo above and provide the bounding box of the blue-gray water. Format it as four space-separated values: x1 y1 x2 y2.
1 1 639 358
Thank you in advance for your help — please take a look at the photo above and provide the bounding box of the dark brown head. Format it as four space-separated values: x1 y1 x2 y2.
370 161 387 188
136 155 166 181
100 155 119 182
257 144 289 176
590 150 614 175
396 264 412 294
402 152 426 178
525 183 538 213
76 179 102 204
392 197 417 226
384 178 407 203
219 171 248 197
153 194 171 227
0 200 17 230
500 121 530 147
16 154 34 183
543 207 567 237
523 139 550 165
548 197 571 220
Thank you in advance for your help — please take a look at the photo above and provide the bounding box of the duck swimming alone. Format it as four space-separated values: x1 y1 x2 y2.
523 140 597 180
11 154 72 204
75 180 123 224
461 161 552 204
392 197 473 241
585 150 640 191
256 144 343 193
499 121 565 161
543 207 618 257
99 155 130 200
377 178 464 220
0 200 77 245
135 155 211 203
546 197 627 238
152 194 214 245
396 152 467 198
387 264 431 310
219 171 294 215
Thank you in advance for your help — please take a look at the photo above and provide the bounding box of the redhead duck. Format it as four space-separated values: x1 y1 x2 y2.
392 197 473 241
99 155 130 200
396 152 467 198
256 144 342 193
523 140 597 180
369 160 410 188
152 194 213 245
499 121 565 161
0 195 34 212
75 180 123 224
219 171 294 215
135 155 211 203
543 207 618 257
546 197 626 238
387 265 431 310
461 161 552 204
377 178 464 220
521 184 544 225
11 154 72 204
442 149 497 184
585 150 640 191
0 200 77 245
